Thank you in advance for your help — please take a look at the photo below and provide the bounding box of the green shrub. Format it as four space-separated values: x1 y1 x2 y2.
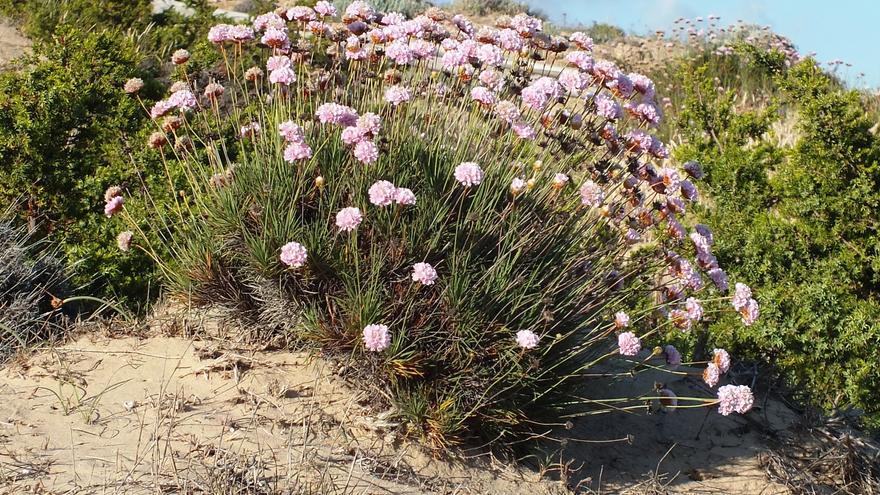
674 54 880 427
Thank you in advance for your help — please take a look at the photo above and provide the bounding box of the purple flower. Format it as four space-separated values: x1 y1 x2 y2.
717 385 754 415
663 344 682 367
280 241 308 268
565 51 594 72
516 329 540 350
335 207 362 231
454 162 483 187
470 86 497 106
739 298 759 326
569 32 593 51
708 268 729 292
618 331 641 356
595 93 621 120
363 324 391 352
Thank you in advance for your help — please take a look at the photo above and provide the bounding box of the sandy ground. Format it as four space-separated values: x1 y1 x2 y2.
0 320 800 494
0 19 29 66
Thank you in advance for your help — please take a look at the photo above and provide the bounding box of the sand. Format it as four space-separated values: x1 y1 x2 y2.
0 19 29 67
0 320 800 494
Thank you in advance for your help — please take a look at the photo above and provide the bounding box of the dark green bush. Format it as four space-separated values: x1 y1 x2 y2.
674 53 880 427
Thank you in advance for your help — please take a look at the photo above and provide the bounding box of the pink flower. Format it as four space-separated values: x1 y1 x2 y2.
267 55 291 72
740 298 759 326
104 196 124 217
703 363 721 387
314 0 336 17
394 188 416 205
511 121 536 140
369 180 397 206
685 297 704 322
229 25 255 42
476 43 504 66
594 94 621 120
412 262 437 285
565 51 594 72
479 69 505 91
345 36 367 60
356 112 381 136
494 101 521 123
630 73 656 100
124 78 144 94
363 324 391 352
552 173 569 189
510 13 542 36
510 177 526 195
717 385 754 415
283 141 312 161
287 6 315 22
316 103 358 126
558 68 588 94
341 126 367 145
253 12 285 31
336 207 363 231
280 241 308 268
172 49 190 64
208 24 231 43
470 86 497 106
261 27 289 48
269 67 296 85
713 348 731 373
354 140 379 164
614 311 630 328
169 89 197 111
732 283 752 310
516 329 540 350
618 331 641 356
569 32 593 51
521 77 560 110
579 180 604 207
497 28 523 51
664 344 682 367
384 85 412 106
386 39 414 65
150 100 174 119
669 308 693 331
345 0 374 20
454 162 483 187
278 121 305 143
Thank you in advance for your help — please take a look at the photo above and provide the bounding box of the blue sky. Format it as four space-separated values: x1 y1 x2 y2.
515 0 880 89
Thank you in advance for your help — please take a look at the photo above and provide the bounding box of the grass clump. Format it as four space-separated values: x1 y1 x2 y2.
108 3 757 448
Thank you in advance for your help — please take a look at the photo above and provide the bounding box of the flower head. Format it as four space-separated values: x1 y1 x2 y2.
124 78 144 94
279 241 308 268
579 180 605 207
354 140 379 164
685 297 704 322
717 385 754 415
283 141 312 162
713 348 731 373
618 331 641 356
454 162 483 187
412 262 437 285
104 195 124 218
172 49 190 65
516 329 540 349
732 283 752 310
363 324 391 352
703 363 721 387
394 187 416 206
336 207 363 231
552 173 569 189
614 311 630 328
116 231 133 251
663 344 682 367
368 180 397 206
384 85 412 106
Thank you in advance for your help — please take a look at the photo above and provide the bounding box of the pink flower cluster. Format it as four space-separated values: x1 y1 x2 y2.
516 329 540 350
411 262 437 285
318 103 382 164
368 180 416 207
363 324 391 352
280 241 307 268
716 384 754 415
279 121 312 162
617 332 641 356
454 162 483 187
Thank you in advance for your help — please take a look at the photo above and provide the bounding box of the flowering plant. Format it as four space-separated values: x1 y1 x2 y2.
110 2 759 447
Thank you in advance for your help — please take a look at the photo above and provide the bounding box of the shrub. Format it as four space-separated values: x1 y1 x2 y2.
674 53 880 428
0 2 218 307
0 214 70 357
114 5 757 447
